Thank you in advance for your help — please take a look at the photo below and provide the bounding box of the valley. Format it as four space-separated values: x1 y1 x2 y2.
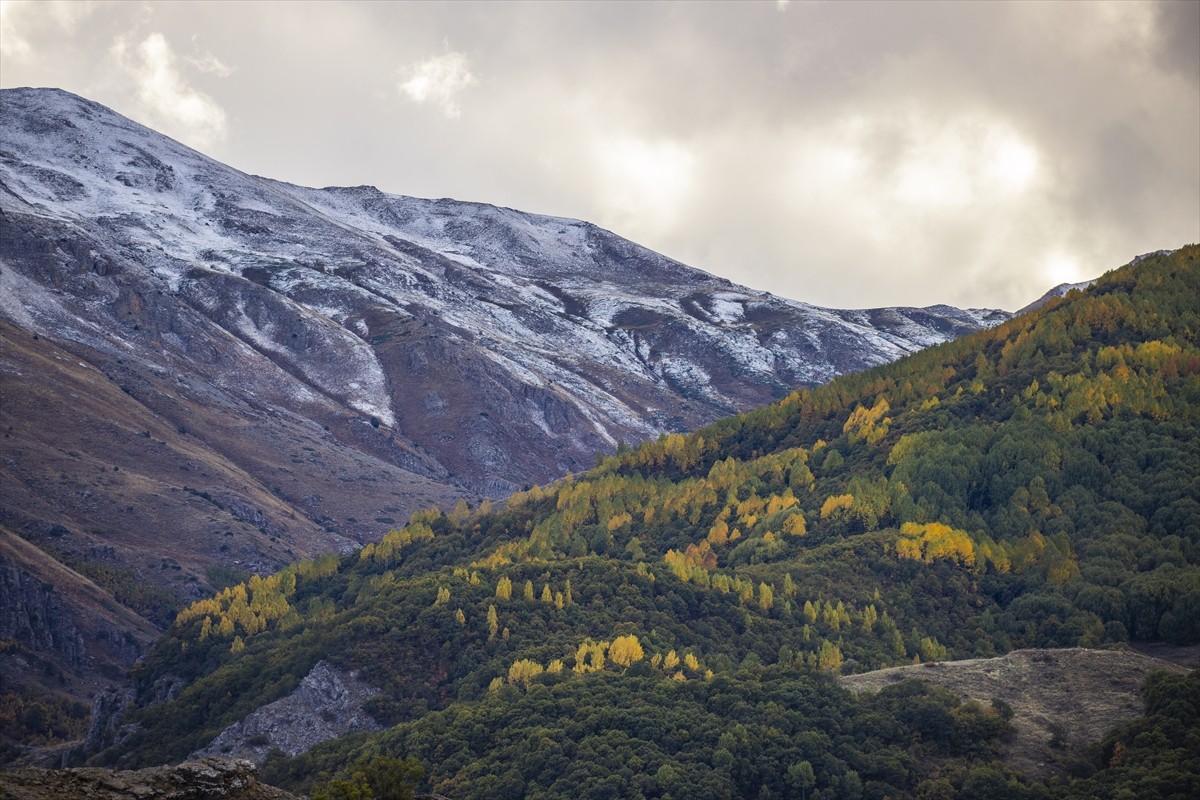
0 88 1197 800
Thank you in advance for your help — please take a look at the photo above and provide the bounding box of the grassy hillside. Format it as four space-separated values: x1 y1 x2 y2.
99 247 1199 798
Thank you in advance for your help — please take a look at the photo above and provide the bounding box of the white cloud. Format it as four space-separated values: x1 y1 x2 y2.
888 116 1042 208
111 32 228 151
187 51 234 77
188 36 234 77
782 110 1042 215
397 50 477 118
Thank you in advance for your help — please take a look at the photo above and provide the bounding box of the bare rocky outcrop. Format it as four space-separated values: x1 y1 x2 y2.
75 686 138 761
839 647 1188 777
0 757 299 800
192 660 380 765
0 556 86 667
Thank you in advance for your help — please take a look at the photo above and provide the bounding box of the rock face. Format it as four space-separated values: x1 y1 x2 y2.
0 529 158 757
77 687 138 762
0 556 87 667
192 661 380 765
0 758 299 800
839 647 1186 777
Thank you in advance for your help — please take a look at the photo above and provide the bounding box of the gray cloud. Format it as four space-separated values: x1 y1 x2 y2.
1 0 1196 310
1154 0 1200 82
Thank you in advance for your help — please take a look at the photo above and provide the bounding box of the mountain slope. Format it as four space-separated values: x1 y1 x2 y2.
0 87 1006 496
97 248 1199 798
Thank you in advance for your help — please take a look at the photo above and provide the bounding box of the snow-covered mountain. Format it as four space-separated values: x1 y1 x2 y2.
1 88 1005 491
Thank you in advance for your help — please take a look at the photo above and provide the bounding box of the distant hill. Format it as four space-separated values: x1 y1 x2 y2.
76 247 1198 798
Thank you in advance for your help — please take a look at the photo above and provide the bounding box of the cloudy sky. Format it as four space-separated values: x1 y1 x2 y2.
2 1 1197 310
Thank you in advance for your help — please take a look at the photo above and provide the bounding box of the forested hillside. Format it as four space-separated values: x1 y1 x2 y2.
95 247 1199 799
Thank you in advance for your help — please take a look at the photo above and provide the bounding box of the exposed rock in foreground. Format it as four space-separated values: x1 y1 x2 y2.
839 647 1188 777
0 758 299 800
192 660 380 765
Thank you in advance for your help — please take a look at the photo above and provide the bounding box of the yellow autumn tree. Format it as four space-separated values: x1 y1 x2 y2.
862 604 878 632
609 634 645 668
919 636 948 662
758 582 774 611
816 640 843 672
573 640 608 673
820 494 854 519
843 396 891 444
782 511 807 536
508 659 544 687
896 522 976 567
707 514 731 545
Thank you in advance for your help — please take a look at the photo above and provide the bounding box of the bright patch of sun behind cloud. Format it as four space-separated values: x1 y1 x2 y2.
882 114 1042 208
592 135 696 241
1043 251 1084 287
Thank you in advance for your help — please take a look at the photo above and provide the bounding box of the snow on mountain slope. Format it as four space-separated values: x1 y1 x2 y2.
1015 280 1097 315
0 88 1009 498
